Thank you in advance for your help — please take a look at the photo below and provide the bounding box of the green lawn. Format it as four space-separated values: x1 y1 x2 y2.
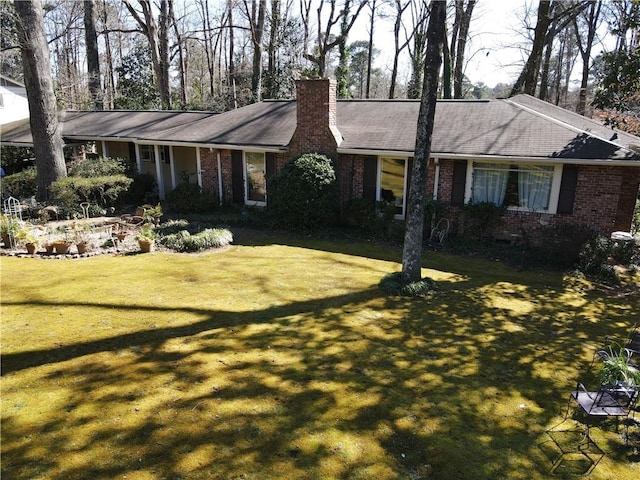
1 231 639 479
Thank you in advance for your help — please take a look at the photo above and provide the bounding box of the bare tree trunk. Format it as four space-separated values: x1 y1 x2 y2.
442 20 452 99
169 0 187 108
228 0 238 109
266 0 280 98
158 0 171 108
453 0 475 98
14 0 67 201
406 0 429 99
402 0 446 285
305 0 368 79
389 0 410 99
573 0 602 115
538 21 555 101
123 0 172 109
84 0 102 109
510 0 551 96
365 0 376 99
101 0 116 109
244 0 266 101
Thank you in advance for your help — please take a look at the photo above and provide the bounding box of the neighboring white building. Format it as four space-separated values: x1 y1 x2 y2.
0 75 29 125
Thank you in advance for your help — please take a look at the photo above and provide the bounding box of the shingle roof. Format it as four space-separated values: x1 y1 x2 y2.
337 96 640 161
2 94 638 162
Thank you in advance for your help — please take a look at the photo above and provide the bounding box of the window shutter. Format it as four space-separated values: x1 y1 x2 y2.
128 142 136 161
451 160 467 205
557 165 578 214
231 150 244 203
266 152 276 178
362 156 377 203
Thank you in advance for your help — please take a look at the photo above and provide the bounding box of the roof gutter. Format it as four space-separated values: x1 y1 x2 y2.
338 148 640 166
61 136 289 153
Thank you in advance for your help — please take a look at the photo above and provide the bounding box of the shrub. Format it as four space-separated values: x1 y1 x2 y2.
461 202 506 240
165 183 216 213
379 272 436 297
577 235 618 281
424 196 447 226
343 199 397 237
159 228 233 252
528 224 597 268
121 172 157 205
0 167 37 199
67 157 127 177
267 153 339 230
50 175 133 213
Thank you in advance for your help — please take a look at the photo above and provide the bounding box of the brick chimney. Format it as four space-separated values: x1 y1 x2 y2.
289 78 342 158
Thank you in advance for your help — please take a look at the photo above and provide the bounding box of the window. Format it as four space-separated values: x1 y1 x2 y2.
140 145 155 163
469 162 560 212
245 152 266 205
378 157 407 217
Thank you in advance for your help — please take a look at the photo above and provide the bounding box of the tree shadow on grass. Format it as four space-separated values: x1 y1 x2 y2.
2 266 639 479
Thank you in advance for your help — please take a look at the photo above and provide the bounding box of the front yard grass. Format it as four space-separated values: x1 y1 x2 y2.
1 230 639 479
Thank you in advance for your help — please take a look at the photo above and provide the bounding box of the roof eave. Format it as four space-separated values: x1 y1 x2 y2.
338 148 640 166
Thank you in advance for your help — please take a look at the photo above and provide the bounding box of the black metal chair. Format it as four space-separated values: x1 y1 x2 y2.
627 327 640 358
591 327 640 369
565 383 638 444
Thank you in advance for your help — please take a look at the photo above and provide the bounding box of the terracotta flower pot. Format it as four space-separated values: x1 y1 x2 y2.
53 241 72 254
26 242 38 254
76 242 89 254
45 243 55 254
138 239 154 253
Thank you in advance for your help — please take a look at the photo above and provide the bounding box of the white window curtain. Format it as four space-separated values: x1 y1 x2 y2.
472 163 509 205
518 166 553 211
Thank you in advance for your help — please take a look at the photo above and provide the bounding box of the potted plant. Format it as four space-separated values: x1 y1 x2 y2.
16 228 39 254
1 215 25 249
136 224 157 253
142 203 163 225
52 229 73 254
597 345 640 388
72 223 91 254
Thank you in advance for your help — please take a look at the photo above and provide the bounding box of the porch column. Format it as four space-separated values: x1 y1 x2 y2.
154 145 165 200
101 140 109 158
134 144 142 173
196 147 203 188
169 146 177 190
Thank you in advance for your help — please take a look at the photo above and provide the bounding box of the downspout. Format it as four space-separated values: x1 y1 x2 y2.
433 158 440 199
217 150 223 205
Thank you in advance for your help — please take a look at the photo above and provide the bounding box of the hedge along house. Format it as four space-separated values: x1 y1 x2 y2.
2 78 639 239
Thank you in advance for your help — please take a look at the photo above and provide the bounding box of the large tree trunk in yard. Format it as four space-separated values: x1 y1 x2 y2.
401 0 446 285
84 0 102 109
14 0 67 201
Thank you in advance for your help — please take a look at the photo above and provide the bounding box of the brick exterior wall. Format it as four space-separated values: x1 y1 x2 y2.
218 149 234 202
336 154 365 205
199 148 219 197
434 159 640 241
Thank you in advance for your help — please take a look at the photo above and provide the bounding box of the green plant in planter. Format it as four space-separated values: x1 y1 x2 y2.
597 345 640 388
136 224 157 242
1 215 26 248
142 203 163 224
136 224 157 253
